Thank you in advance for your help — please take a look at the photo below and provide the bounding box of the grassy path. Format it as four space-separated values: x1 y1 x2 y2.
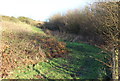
9 42 109 79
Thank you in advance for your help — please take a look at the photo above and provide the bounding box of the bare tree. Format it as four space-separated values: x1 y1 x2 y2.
89 2 120 80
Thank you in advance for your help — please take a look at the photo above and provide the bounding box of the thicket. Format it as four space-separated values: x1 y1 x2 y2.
43 2 120 79
43 2 119 46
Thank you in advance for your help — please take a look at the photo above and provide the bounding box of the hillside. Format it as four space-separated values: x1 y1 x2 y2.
1 20 68 79
1 19 110 80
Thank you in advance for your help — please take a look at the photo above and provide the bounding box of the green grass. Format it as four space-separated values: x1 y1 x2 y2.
8 42 110 79
31 26 45 34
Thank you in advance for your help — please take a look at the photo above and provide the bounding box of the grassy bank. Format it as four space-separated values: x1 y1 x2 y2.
1 21 67 79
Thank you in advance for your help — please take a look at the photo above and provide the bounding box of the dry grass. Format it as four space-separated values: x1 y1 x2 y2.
0 21 68 78
1 21 46 78
0 20 68 78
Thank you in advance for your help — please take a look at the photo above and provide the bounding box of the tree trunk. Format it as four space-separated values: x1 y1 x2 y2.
112 47 119 80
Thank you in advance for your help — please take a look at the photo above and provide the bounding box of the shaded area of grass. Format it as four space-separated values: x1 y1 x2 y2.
9 42 110 79
38 42 110 79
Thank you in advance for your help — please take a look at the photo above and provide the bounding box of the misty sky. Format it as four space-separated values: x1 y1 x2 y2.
0 0 94 21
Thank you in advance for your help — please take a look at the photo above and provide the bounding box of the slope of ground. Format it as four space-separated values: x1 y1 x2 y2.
1 21 68 78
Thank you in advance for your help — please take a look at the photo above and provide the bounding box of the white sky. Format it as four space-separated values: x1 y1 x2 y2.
0 0 93 21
